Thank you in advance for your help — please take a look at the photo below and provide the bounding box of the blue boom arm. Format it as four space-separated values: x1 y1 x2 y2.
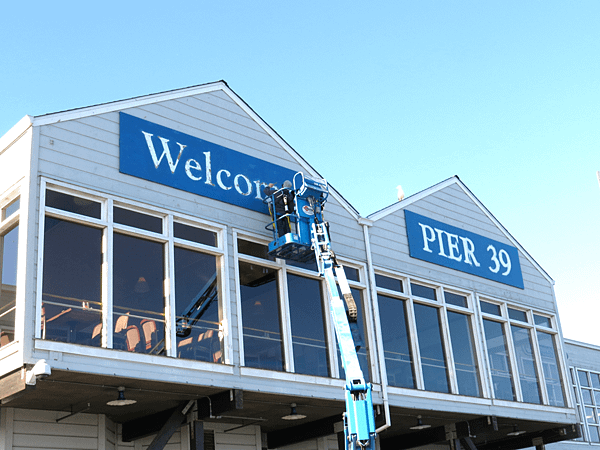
266 173 377 449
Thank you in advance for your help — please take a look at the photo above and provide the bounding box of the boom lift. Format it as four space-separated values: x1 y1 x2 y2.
264 173 377 449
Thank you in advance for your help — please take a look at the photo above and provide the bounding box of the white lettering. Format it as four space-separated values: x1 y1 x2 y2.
434 228 447 257
203 152 214 186
184 158 202 181
234 174 252 196
142 131 186 173
446 232 462 262
216 169 232 190
254 180 264 200
419 223 436 253
460 236 480 267
488 245 500 273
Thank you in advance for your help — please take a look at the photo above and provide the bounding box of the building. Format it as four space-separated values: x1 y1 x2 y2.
0 81 590 450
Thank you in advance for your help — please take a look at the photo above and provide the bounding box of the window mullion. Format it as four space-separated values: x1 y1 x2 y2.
103 199 113 348
440 304 459 395
166 215 176 358
530 321 549 405
407 296 425 390
279 264 294 372
505 318 523 402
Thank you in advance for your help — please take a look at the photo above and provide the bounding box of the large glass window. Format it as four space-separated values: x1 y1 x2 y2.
378 294 414 388
447 311 480 397
39 183 224 361
376 273 481 396
42 218 102 346
483 319 516 401
113 233 165 354
239 261 283 371
1 205 19 348
511 325 541 403
537 332 566 407
414 303 449 393
288 273 328 377
174 248 221 363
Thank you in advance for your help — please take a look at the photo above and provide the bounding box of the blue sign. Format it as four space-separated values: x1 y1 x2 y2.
405 210 524 289
119 112 297 214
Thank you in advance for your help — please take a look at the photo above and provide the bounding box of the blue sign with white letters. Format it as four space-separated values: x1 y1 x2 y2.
404 210 524 289
119 112 297 214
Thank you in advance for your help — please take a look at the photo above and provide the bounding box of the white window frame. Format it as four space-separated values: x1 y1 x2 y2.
36 178 228 362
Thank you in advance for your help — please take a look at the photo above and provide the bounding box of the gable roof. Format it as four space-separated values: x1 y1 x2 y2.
5 81 360 219
367 175 553 284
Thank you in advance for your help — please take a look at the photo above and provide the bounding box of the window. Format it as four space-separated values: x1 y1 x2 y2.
376 273 481 396
483 319 516 401
1 197 19 348
236 236 361 379
39 182 224 361
480 297 566 406
573 368 600 442
42 218 102 346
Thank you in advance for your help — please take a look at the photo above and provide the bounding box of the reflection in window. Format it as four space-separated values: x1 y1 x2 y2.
237 239 274 261
447 311 480 397
511 325 541 403
46 190 101 219
378 294 414 388
175 248 221 363
174 222 217 247
114 207 162 233
483 319 515 401
0 225 18 347
536 331 565 406
42 219 102 346
288 274 329 377
239 261 283 371
480 301 501 316
113 233 165 354
414 304 448 393
375 274 403 293
411 283 436 301
445 292 467 308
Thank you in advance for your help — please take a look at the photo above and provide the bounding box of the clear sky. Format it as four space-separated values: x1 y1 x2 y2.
2 1 599 345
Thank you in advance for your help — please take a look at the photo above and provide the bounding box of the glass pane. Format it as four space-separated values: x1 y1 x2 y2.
508 308 528 322
414 303 448 393
480 301 501 316
579 370 590 387
286 258 318 272
42 219 102 346
337 288 370 382
595 391 600 405
174 248 221 363
375 274 403 293
174 222 217 247
411 283 436 301
344 267 360 282
511 325 541 403
288 274 329 377
536 331 566 406
239 261 283 371
0 226 19 347
114 207 162 233
445 292 467 308
113 233 165 354
533 314 551 328
483 319 516 401
2 198 20 219
591 373 600 389
587 407 597 423
46 190 101 219
237 239 274 261
582 389 593 404
590 426 600 443
447 311 480 397
378 294 415 388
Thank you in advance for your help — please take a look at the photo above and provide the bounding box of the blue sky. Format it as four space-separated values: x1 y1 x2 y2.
2 1 599 345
